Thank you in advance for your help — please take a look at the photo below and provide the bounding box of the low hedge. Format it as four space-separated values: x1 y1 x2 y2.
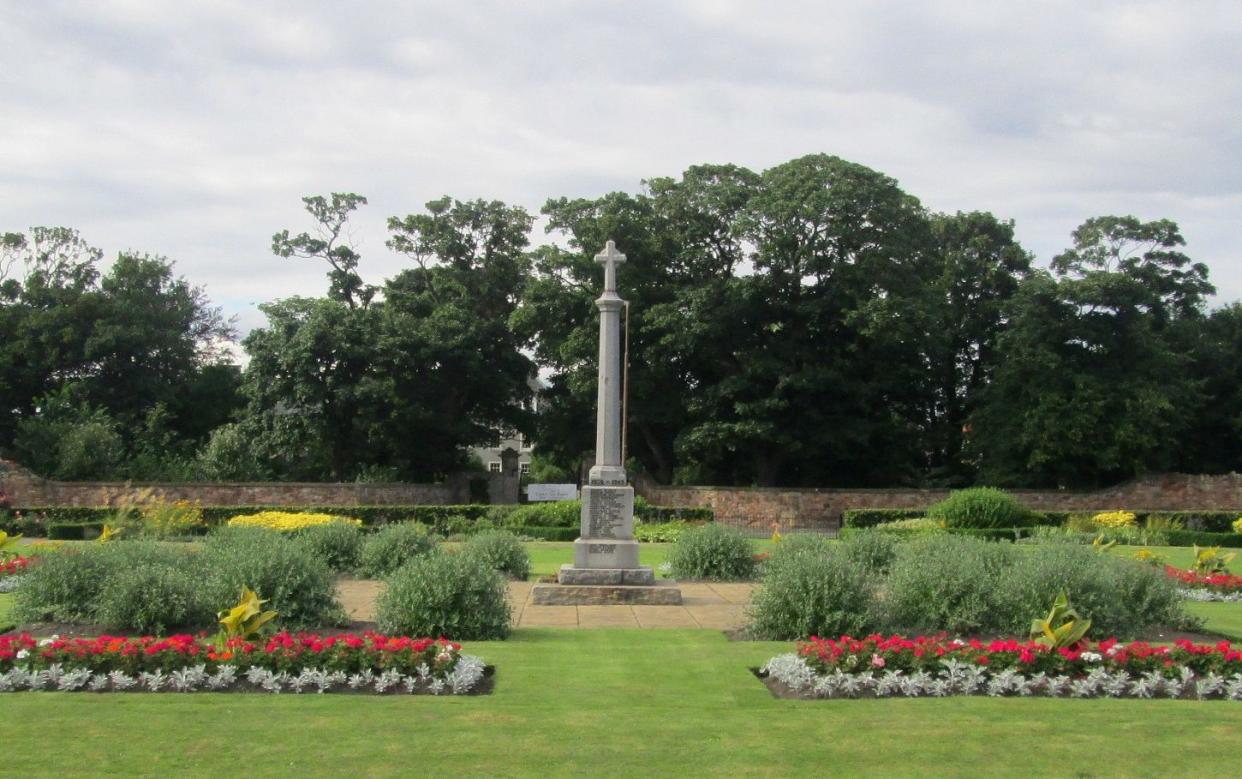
513 526 578 541
5 502 715 536
841 509 924 528
638 506 714 523
1163 529 1242 548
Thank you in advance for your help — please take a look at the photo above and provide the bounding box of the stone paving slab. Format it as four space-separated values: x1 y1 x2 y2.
704 583 755 604
631 605 699 628
335 579 758 631
518 605 579 628
686 605 748 630
577 605 640 628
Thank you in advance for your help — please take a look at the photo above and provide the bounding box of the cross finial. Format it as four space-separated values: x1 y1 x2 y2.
595 240 626 295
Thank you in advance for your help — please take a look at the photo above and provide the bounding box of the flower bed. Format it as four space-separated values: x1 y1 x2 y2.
759 634 1242 700
1166 565 1242 601
1 556 31 578
0 556 32 593
0 631 488 695
226 512 362 531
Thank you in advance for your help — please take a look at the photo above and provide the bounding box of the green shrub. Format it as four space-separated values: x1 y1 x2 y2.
838 531 899 574
502 501 581 529
292 522 364 573
13 541 195 625
992 544 1184 638
880 534 1014 634
358 522 439 578
926 487 1033 529
669 524 756 581
749 542 874 640
375 552 510 640
462 530 531 580
93 564 212 633
201 531 345 628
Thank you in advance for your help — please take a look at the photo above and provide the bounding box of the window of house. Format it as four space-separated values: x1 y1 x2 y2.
519 462 531 476
488 462 501 474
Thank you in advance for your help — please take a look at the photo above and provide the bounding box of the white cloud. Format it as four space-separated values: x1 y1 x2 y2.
2 0 1239 346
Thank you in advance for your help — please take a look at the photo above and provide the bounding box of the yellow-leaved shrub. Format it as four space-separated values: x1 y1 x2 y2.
227 511 362 531
1091 511 1137 528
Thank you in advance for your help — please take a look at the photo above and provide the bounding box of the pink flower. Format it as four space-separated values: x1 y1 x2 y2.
871 654 885 668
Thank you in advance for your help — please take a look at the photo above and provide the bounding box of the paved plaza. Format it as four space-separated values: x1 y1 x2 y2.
336 579 754 630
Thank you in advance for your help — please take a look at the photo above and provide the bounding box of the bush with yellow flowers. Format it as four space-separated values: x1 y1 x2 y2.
1091 511 1137 529
227 511 362 532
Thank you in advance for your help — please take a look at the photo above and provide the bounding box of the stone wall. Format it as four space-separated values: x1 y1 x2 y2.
637 472 1242 533
0 455 523 508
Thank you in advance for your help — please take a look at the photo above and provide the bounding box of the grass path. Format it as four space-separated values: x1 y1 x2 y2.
2 628 1241 777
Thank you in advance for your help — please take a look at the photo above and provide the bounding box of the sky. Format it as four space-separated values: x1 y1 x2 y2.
2 0 1240 340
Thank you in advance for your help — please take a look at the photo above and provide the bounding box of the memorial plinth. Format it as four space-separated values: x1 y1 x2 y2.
530 240 681 607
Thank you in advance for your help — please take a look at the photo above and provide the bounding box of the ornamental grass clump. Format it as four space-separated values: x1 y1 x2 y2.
926 487 1033 529
227 511 362 532
376 552 510 640
358 522 439 578
749 540 875 640
669 523 757 581
461 530 530 580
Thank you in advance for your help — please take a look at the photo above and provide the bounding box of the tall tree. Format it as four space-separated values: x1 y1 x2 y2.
1 228 235 475
682 154 937 486
969 216 1213 487
382 197 536 478
924 212 1033 484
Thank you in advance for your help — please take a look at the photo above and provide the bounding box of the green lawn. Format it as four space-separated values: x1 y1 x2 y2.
0 592 12 631
524 541 677 577
1 628 1240 777
1187 602 1242 641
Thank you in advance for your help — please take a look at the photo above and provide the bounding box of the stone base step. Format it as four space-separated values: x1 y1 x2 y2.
530 581 683 606
557 564 655 586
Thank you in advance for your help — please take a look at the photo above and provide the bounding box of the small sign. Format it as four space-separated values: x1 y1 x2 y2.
527 483 579 502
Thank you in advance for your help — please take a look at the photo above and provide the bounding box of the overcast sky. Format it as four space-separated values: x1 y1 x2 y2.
3 1 1240 339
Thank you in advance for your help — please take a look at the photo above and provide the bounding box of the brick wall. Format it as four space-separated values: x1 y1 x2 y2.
637 472 1242 533
0 458 522 508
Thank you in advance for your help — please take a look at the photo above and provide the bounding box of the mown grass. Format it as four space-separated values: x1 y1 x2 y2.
0 592 13 631
2 628 1240 778
1186 602 1242 641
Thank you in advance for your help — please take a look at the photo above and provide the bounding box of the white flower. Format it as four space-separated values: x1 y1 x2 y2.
37 634 60 647
16 649 29 660
1079 651 1102 663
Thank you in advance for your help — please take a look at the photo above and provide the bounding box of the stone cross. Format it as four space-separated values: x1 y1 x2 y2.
589 240 627 485
527 237 681 602
596 239 626 297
